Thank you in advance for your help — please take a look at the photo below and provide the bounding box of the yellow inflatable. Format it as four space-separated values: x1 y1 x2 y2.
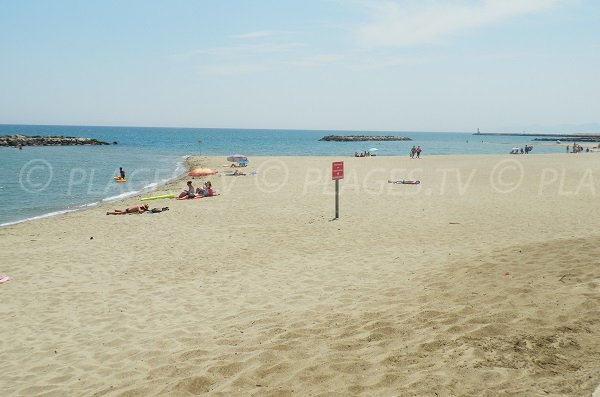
113 177 126 183
140 194 176 201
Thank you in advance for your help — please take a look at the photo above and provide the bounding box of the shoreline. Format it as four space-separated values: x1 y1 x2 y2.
2 152 597 228
0 155 192 228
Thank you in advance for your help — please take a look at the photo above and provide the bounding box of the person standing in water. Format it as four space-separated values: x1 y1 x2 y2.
119 167 126 179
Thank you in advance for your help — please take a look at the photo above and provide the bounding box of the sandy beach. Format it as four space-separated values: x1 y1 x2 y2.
1 154 599 396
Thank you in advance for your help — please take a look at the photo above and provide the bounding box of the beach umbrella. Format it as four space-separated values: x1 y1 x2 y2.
227 154 247 162
188 168 218 177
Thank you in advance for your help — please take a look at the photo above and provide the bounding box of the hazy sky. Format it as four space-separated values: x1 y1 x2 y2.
1 0 599 132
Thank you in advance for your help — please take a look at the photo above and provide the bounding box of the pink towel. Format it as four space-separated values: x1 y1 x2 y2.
0 275 11 284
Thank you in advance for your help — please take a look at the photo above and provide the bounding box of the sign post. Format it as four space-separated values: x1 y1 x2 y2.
332 161 344 219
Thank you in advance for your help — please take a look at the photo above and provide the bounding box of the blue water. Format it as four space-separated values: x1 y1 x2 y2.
0 124 565 226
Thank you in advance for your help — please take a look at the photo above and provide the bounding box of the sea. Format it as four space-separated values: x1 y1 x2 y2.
0 124 566 226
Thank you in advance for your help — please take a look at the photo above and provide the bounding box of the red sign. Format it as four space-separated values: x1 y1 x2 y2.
332 161 344 180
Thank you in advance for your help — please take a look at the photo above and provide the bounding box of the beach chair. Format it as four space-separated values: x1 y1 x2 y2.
238 159 249 167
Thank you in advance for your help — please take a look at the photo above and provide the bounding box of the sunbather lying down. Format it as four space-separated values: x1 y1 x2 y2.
106 204 149 215
106 205 169 214
388 179 420 184
227 170 259 176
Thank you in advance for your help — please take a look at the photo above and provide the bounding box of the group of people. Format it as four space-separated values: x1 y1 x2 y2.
510 145 533 154
567 144 586 153
409 146 422 158
178 180 216 199
354 151 374 157
106 169 218 214
106 177 217 213
230 160 248 167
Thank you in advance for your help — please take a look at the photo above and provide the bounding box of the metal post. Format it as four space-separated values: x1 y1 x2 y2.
335 179 339 219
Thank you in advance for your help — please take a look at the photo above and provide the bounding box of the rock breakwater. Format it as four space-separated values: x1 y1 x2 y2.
320 135 411 142
0 134 111 147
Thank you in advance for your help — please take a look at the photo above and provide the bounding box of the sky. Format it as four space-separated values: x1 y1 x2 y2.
0 0 599 133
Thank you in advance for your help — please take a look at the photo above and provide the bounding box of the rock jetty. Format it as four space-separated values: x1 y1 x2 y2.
474 132 600 142
533 136 600 142
320 135 411 142
0 134 111 147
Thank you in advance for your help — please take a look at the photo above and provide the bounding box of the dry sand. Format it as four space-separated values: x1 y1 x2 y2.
1 154 599 396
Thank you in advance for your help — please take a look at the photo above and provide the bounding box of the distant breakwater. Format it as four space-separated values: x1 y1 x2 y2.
533 137 600 142
320 135 412 142
474 132 600 142
0 134 112 147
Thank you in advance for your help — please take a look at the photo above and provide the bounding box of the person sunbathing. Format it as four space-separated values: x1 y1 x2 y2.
106 204 149 215
388 179 420 184
232 170 246 176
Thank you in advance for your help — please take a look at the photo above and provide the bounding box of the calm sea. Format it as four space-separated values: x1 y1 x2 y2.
0 124 564 226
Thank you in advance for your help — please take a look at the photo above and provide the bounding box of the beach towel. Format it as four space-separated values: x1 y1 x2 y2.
0 275 11 284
